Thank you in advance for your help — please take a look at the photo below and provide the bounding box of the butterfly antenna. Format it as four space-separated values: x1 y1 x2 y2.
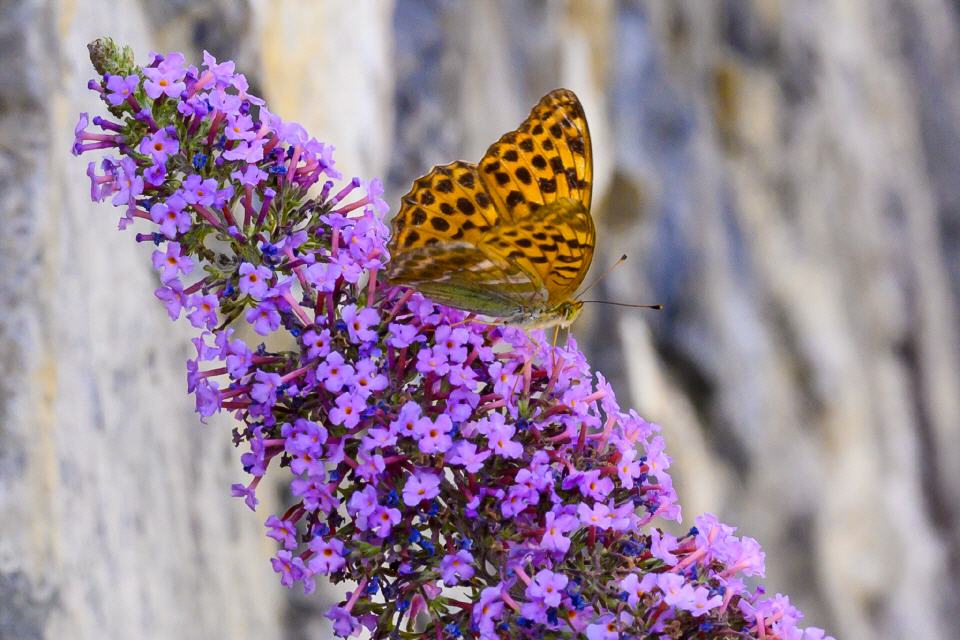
575 254 628 300
579 301 663 310
450 313 477 328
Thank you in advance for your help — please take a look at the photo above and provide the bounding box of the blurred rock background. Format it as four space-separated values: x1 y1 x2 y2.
2 0 958 638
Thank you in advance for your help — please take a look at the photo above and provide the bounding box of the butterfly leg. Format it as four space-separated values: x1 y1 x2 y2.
449 313 478 328
551 324 560 372
450 314 502 329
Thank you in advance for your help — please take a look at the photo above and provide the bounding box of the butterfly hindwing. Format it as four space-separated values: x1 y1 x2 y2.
387 241 546 316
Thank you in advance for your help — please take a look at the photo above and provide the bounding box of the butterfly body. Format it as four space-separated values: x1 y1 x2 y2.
505 300 584 330
387 89 594 328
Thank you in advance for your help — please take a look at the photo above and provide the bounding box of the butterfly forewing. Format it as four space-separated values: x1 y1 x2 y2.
387 88 595 324
387 160 544 315
478 88 593 219
390 161 497 252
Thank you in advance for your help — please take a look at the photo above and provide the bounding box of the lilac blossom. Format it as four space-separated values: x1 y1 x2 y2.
526 569 568 608
265 515 298 549
142 52 186 99
659 573 696 609
154 281 185 320
316 352 354 393
620 572 656 608
222 138 265 163
304 261 342 293
308 536 346 574
351 359 387 397
139 127 179 162
440 550 475 586
540 511 577 553
488 421 523 459
386 321 420 348
447 440 491 473
149 194 190 238
245 301 281 335
105 73 139 105
367 504 400 537
329 391 365 428
413 414 454 454
112 157 142 208
181 174 220 206
271 550 305 587
151 242 192 283
302 328 332 360
683 586 724 616
144 161 167 186
340 304 379 344
238 262 272 300
402 471 440 506
185 293 219 329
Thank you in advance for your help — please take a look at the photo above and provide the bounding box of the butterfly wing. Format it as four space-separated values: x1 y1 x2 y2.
387 241 547 316
476 89 595 304
390 161 497 250
387 161 547 316
479 198 594 306
478 89 593 218
387 89 595 319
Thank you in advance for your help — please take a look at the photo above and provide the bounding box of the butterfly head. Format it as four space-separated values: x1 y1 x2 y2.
514 300 584 329
555 300 585 328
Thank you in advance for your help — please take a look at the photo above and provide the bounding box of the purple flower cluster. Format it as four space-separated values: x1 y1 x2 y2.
74 39 833 640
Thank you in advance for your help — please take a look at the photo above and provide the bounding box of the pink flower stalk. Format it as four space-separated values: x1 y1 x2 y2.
74 38 834 640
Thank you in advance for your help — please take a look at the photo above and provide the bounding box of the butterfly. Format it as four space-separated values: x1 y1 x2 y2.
386 88 595 329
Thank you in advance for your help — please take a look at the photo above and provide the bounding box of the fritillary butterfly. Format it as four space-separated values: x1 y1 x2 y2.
386 88 594 328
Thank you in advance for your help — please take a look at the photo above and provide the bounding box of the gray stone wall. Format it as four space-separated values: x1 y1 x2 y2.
1 2 283 639
2 1 958 638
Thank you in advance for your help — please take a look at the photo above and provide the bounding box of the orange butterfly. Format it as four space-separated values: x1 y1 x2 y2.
387 89 595 329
